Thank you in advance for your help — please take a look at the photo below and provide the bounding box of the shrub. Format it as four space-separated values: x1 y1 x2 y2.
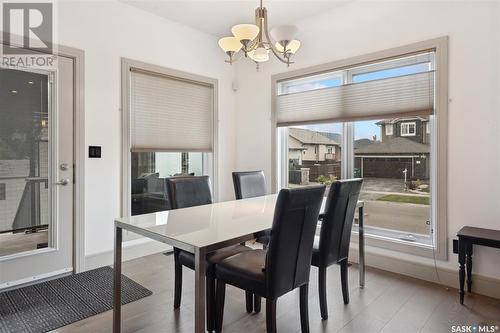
316 175 327 184
316 174 337 185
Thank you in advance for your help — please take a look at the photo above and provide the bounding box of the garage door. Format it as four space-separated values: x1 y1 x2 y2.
361 157 412 179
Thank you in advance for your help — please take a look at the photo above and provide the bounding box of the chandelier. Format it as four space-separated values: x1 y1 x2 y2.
218 0 301 69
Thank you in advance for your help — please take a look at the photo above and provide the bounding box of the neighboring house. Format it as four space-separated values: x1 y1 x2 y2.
378 116 430 144
354 116 430 179
288 128 341 164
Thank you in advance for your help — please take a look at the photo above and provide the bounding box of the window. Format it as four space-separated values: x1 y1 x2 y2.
282 124 343 193
122 59 217 216
274 38 448 259
385 124 393 136
354 118 432 244
401 122 416 136
130 151 205 215
352 62 431 83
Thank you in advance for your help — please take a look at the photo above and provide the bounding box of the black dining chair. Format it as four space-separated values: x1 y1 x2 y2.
232 171 270 245
166 176 252 330
212 185 326 333
232 170 270 313
311 178 363 320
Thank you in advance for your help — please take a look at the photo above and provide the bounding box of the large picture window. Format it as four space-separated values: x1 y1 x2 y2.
273 38 448 258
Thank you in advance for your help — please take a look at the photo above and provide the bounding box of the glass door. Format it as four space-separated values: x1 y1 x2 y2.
0 55 75 288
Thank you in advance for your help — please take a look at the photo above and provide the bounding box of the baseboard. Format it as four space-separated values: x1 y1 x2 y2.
348 245 500 300
84 239 172 271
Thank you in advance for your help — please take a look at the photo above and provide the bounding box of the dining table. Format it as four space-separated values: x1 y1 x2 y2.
113 194 365 333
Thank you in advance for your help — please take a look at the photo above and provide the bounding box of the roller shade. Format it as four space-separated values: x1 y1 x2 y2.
276 70 435 126
130 69 214 152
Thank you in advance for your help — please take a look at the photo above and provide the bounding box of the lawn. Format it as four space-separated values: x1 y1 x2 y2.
376 194 430 205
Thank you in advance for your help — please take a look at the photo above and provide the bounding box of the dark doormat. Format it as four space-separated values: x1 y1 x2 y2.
0 266 152 333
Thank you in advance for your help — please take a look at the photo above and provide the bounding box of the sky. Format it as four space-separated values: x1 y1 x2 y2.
298 121 380 141
289 62 430 141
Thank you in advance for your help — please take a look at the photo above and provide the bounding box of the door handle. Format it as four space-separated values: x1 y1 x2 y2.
56 179 70 186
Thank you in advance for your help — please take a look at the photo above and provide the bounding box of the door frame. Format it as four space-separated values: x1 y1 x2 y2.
0 34 86 274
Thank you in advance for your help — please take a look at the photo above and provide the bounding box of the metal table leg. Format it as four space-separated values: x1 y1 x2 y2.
358 206 365 288
113 225 122 333
194 247 206 333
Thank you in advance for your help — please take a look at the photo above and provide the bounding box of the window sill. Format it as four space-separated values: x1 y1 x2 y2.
351 225 446 260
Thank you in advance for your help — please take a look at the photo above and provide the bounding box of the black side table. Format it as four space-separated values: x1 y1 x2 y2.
457 226 500 304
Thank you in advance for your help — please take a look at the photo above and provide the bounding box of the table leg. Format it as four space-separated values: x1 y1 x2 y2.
458 238 466 305
113 226 123 333
358 206 365 288
466 242 473 293
194 248 206 333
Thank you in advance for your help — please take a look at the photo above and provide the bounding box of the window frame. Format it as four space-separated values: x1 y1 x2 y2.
385 124 394 136
271 37 448 260
400 121 417 136
121 58 218 217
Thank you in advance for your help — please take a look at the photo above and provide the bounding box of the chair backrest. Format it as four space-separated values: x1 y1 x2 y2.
265 185 325 299
166 176 213 209
318 178 363 266
232 171 267 199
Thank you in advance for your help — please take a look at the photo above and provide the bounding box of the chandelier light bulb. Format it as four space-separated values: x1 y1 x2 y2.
231 24 260 42
251 47 269 62
218 37 243 53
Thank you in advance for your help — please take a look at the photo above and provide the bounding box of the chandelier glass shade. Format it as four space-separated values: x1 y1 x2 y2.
218 0 301 68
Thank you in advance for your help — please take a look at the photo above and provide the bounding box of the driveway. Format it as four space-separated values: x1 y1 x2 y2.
362 177 408 193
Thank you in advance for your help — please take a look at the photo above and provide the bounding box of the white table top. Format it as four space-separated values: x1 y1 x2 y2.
115 194 363 253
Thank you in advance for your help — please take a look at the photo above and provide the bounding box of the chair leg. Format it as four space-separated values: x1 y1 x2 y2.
254 295 262 313
207 277 215 331
215 280 226 333
318 266 328 320
245 291 253 313
340 259 349 304
299 284 310 333
173 249 182 309
266 298 277 333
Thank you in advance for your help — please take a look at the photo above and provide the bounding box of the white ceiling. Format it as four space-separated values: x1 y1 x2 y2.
121 0 349 38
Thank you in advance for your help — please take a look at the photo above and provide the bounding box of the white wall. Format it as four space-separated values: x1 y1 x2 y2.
57 0 237 258
234 1 500 278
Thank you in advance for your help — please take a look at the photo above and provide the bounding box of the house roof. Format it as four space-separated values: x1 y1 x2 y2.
354 137 430 154
354 138 374 149
289 128 340 145
288 135 306 150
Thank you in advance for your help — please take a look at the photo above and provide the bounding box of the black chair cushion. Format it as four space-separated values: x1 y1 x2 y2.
214 249 267 296
177 244 252 276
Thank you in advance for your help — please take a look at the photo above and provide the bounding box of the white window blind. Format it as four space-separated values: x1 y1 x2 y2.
275 51 435 127
130 69 214 152
276 71 434 126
